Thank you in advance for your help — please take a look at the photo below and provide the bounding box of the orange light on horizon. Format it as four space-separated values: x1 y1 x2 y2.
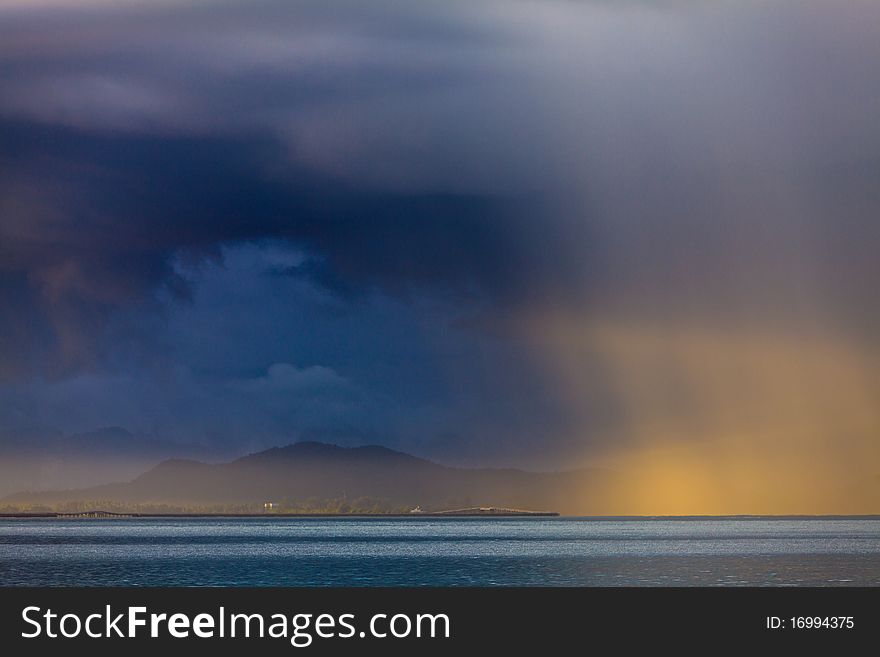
530 314 880 515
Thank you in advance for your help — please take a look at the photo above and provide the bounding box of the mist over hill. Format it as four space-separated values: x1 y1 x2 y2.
3 441 605 515
0 427 216 497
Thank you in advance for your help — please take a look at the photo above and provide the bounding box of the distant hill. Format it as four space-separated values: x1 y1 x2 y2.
0 427 215 497
4 441 606 514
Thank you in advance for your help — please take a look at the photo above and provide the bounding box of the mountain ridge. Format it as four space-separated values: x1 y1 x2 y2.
4 440 601 514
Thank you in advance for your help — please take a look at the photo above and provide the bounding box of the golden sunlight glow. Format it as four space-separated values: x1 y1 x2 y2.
534 315 880 515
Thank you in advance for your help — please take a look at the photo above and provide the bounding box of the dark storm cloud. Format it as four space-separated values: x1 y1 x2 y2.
1 0 879 472
0 116 584 378
0 0 597 379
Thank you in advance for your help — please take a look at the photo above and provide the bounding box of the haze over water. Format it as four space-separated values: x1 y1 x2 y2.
2 518 878 586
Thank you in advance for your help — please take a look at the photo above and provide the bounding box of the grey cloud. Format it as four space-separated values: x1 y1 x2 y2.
1 0 879 466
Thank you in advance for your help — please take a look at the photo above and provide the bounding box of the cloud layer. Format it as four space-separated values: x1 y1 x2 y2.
1 1 879 496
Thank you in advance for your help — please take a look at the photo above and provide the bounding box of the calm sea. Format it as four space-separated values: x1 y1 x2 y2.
1 517 878 586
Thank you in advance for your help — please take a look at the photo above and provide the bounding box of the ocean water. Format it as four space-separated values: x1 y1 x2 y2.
1 517 878 586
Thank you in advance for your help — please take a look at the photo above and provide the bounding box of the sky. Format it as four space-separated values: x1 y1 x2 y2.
1 0 879 512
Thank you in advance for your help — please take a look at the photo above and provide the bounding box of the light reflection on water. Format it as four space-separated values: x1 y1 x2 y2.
1 518 878 586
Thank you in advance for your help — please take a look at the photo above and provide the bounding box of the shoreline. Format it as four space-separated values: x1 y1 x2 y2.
1 512 878 520
0 510 560 519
